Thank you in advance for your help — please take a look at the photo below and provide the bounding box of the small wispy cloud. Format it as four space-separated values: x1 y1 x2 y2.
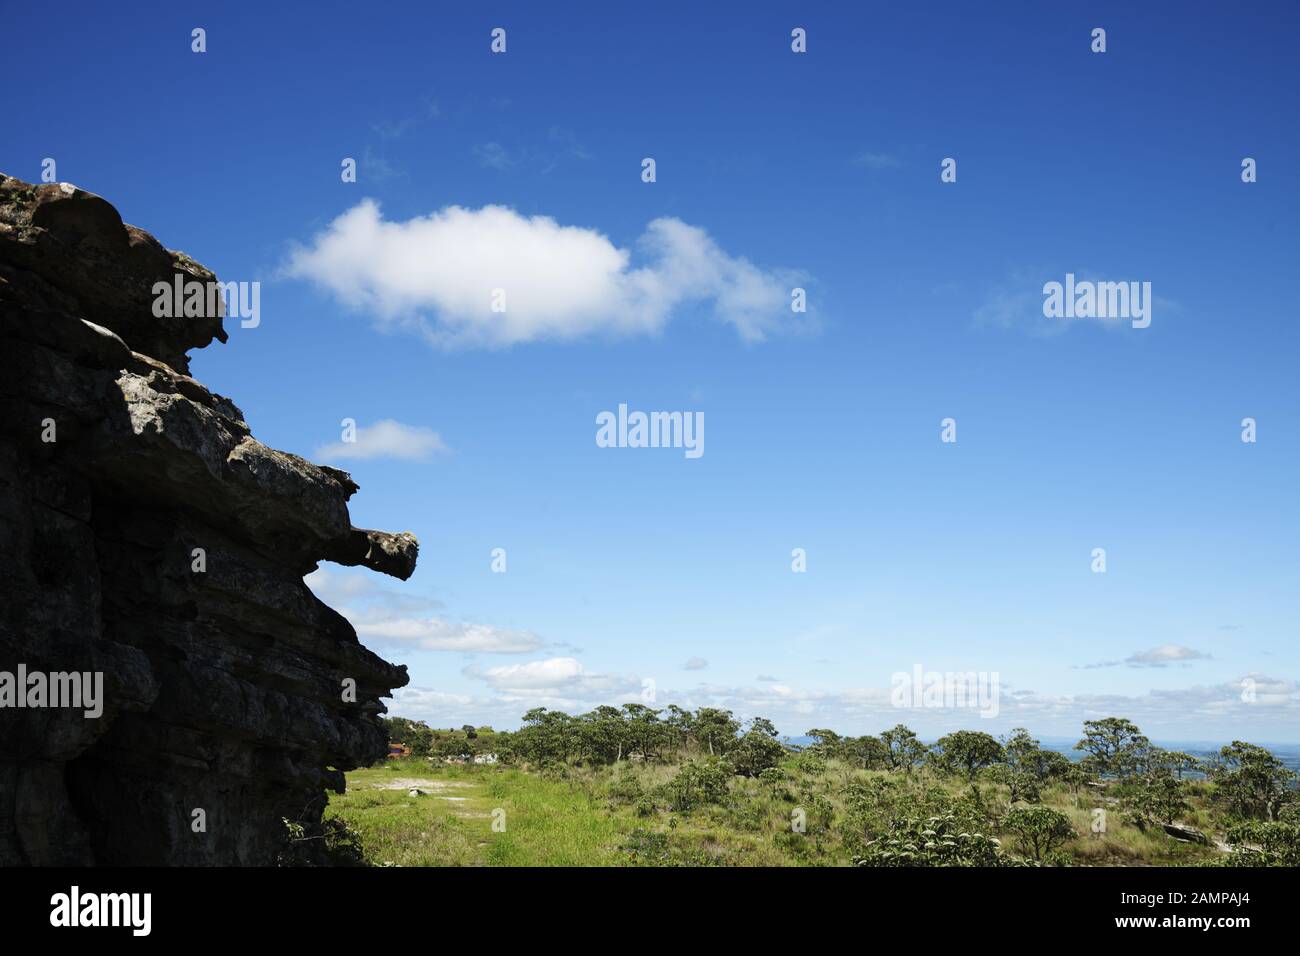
852 150 900 170
974 268 1181 335
683 657 708 671
361 146 404 183
372 95 441 140
1075 644 1212 670
546 126 591 162
474 129 591 173
473 142 517 171
1127 644 1212 667
314 419 448 462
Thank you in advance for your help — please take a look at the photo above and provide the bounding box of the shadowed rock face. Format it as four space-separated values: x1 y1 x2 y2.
0 174 414 865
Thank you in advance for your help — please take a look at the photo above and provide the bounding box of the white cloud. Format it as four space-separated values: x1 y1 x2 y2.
387 685 501 727
643 674 1300 740
464 656 642 707
683 657 708 671
1127 644 1211 667
385 656 1300 740
391 686 472 709
303 567 378 603
285 201 806 347
472 657 588 690
1076 643 1213 670
357 618 543 654
304 567 541 654
314 419 448 463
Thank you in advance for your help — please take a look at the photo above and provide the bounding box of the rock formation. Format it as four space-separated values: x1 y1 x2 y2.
0 174 414 865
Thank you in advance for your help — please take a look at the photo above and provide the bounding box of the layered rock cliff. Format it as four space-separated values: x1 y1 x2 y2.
0 174 414 865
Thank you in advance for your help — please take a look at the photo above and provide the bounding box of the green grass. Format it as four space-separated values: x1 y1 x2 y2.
326 760 629 866
328 756 1229 867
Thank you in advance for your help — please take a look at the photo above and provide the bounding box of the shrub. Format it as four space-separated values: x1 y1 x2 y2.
1122 774 1190 830
1003 806 1075 861
728 730 787 777
277 816 367 867
854 812 1003 867
1223 821 1300 866
605 769 644 807
668 757 733 812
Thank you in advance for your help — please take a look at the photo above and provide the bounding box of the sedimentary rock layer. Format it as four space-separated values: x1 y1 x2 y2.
0 174 413 865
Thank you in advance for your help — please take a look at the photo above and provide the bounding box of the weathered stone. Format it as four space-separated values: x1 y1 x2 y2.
0 173 413 865
1163 821 1210 845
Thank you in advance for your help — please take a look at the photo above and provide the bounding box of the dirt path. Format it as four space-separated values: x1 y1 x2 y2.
361 777 474 793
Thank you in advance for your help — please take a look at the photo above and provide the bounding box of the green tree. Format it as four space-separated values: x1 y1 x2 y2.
988 764 1041 805
1208 741 1295 820
1124 774 1191 829
805 728 843 757
515 707 577 765
661 705 695 751
434 735 473 761
880 724 926 772
1004 732 1069 780
934 731 1005 782
578 705 629 764
1074 717 1148 778
692 708 740 756
1151 749 1200 780
843 735 890 770
621 703 666 761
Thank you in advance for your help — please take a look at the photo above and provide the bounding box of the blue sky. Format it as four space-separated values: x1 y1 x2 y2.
6 1 1298 742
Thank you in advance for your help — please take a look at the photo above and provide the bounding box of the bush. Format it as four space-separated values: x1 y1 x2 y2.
1003 806 1075 861
794 751 827 776
854 812 1003 867
605 769 644 807
1224 821 1300 866
668 757 733 812
794 791 836 837
728 730 787 777
1122 774 1190 830
277 816 367 867
619 828 720 867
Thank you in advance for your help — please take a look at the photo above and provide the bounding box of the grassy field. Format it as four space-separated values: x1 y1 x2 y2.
326 755 1227 867
326 761 629 866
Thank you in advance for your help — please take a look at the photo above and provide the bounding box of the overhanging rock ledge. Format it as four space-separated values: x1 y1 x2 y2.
0 173 414 865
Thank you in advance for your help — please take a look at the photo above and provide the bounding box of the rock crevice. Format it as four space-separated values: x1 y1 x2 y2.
0 174 413 865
